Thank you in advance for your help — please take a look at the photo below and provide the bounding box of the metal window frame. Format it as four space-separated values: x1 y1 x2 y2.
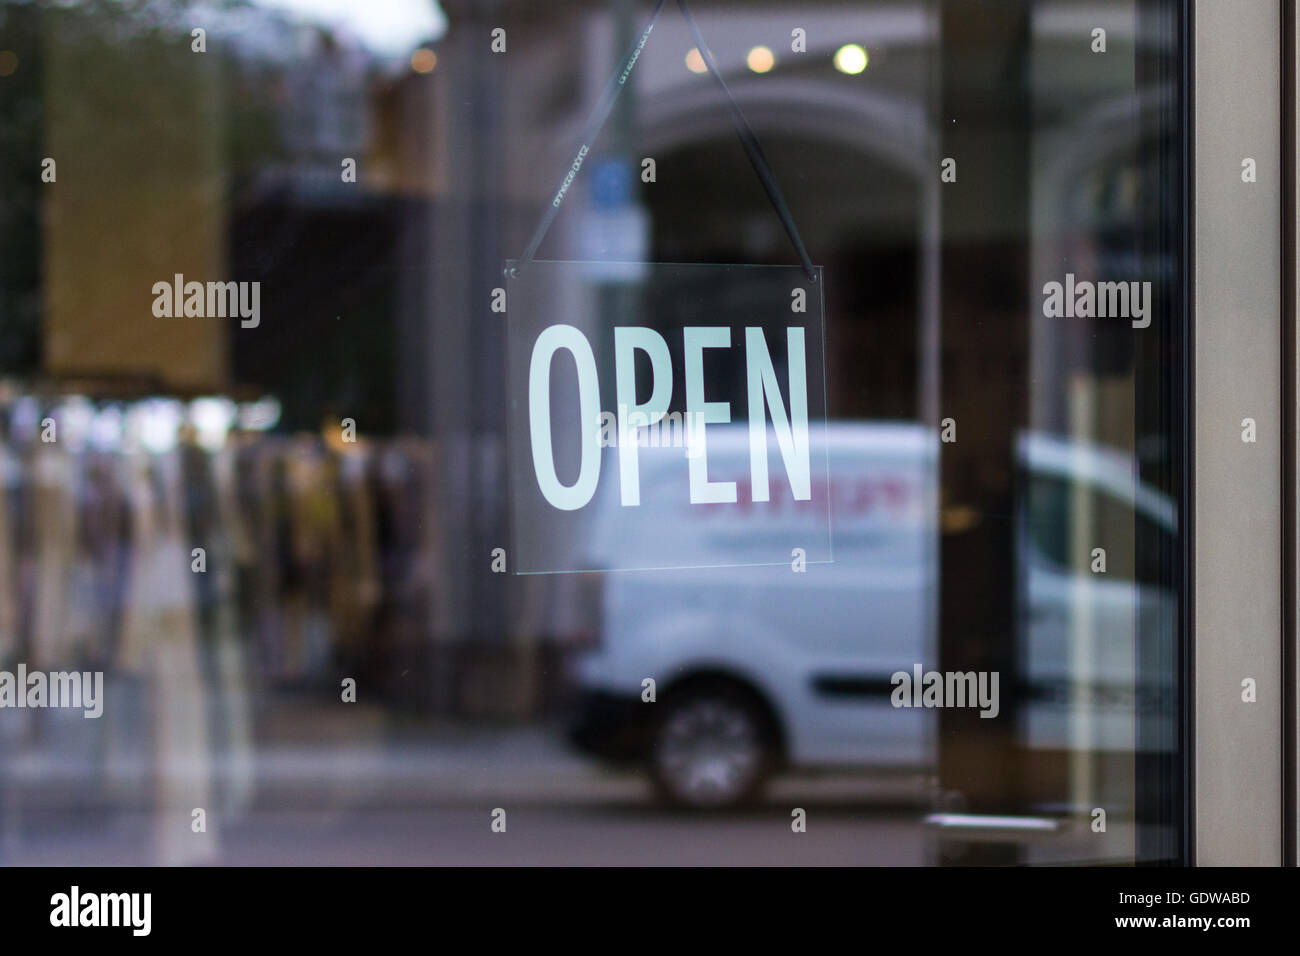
1192 0 1285 866
1287 0 1300 870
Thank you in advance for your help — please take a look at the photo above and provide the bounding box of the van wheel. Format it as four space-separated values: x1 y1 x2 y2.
649 684 774 809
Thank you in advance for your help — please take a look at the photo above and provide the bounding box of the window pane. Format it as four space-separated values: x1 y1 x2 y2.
0 0 1184 865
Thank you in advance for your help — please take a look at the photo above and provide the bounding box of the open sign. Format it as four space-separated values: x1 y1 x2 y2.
506 260 830 573
528 323 811 510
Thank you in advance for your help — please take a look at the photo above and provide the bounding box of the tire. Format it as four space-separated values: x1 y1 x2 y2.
648 682 776 809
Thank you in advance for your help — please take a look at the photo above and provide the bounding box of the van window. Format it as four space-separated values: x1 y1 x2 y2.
1024 472 1168 587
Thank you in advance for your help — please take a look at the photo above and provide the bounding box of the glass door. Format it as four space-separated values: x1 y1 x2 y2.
0 0 1292 868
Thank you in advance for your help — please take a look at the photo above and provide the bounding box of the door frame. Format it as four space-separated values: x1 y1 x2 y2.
1192 0 1286 866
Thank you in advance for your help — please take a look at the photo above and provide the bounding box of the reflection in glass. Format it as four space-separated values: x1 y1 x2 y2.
0 0 1183 865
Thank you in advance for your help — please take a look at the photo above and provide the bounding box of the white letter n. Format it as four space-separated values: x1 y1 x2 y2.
746 327 810 502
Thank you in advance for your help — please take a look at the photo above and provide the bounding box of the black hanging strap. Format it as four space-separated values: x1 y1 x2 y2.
510 0 815 282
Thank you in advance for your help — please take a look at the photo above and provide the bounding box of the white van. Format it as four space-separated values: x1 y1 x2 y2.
568 422 1176 808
